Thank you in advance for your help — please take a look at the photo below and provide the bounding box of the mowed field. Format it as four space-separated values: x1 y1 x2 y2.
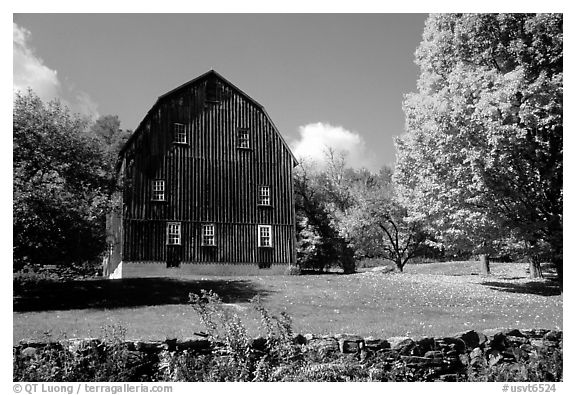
13 261 562 344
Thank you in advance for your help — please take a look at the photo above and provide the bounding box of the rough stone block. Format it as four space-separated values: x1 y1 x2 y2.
424 350 443 359
507 336 529 345
455 330 482 350
543 339 559 348
66 338 101 354
163 338 177 351
376 349 400 361
520 329 548 338
388 336 411 349
530 339 545 349
487 349 503 366
364 336 390 350
177 337 212 351
336 334 364 353
389 337 416 355
488 332 508 351
134 340 164 352
400 355 436 367
438 337 467 354
20 346 37 357
543 330 562 342
415 337 436 355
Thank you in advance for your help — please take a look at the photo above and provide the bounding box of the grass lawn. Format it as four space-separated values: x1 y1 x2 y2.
13 261 562 344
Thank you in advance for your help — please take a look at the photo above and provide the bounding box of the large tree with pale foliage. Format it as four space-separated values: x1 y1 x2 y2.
395 14 562 280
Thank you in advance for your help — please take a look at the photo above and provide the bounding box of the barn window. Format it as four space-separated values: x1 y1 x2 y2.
166 222 181 245
258 186 271 206
202 224 216 246
174 123 187 144
125 158 134 181
151 180 165 201
237 128 250 149
258 225 273 247
206 78 220 102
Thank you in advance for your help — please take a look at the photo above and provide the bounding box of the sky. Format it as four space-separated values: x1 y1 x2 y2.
13 13 428 170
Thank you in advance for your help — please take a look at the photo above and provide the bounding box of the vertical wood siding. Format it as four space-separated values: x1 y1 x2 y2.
120 75 295 266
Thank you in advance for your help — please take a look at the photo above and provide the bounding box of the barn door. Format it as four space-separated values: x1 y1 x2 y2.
258 248 273 269
166 245 182 268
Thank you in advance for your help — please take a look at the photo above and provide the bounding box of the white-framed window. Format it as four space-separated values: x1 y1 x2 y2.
174 123 187 144
166 222 181 245
152 180 165 201
202 224 216 246
258 225 273 247
237 128 250 149
258 186 271 206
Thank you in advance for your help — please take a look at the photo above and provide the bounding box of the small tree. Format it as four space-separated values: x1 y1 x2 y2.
294 158 355 273
90 115 131 171
339 177 427 272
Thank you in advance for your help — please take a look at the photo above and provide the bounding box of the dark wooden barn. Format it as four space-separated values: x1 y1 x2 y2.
103 70 297 278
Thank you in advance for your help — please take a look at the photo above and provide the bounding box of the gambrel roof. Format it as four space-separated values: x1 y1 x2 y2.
119 70 297 164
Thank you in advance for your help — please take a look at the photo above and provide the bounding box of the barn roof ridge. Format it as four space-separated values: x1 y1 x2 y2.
119 70 297 165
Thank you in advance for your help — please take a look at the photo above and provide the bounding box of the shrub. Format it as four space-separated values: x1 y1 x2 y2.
285 265 301 276
468 346 563 382
13 325 138 382
155 290 305 382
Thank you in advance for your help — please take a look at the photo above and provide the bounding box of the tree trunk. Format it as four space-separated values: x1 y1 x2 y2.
528 257 543 279
396 260 404 272
550 245 562 290
479 254 490 275
341 245 356 274
553 257 563 291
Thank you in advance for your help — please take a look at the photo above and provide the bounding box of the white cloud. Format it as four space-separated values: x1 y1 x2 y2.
74 91 100 120
290 122 378 170
13 22 99 119
13 23 61 101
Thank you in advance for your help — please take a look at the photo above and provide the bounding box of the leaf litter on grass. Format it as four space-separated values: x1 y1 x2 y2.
13 261 561 342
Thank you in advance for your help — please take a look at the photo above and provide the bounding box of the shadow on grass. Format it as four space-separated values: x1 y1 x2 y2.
299 269 346 276
14 277 271 312
481 280 562 296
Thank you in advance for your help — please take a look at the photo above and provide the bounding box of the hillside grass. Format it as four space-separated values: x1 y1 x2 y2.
13 261 562 343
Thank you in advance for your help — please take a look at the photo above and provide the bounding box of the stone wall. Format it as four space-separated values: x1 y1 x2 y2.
15 328 562 381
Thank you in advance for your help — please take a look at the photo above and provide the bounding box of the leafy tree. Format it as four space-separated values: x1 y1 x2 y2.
338 169 428 272
90 115 131 167
89 115 132 211
395 14 562 280
13 90 118 271
294 158 355 273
